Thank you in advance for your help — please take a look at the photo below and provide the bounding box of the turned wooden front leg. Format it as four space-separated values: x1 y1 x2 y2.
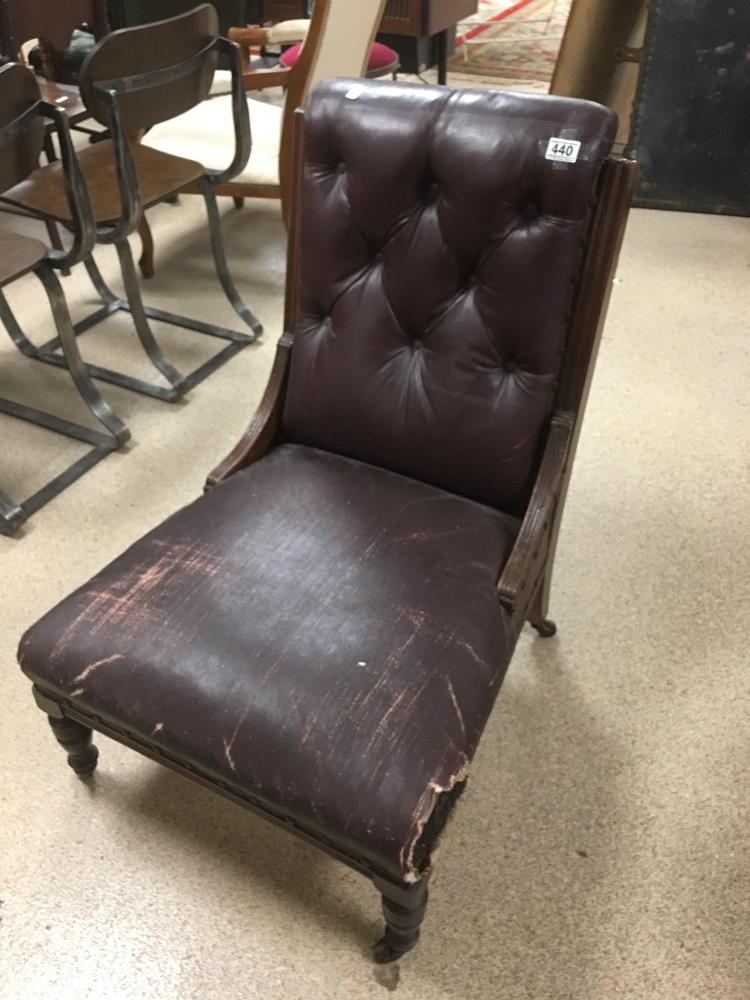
372 876 430 964
48 716 99 777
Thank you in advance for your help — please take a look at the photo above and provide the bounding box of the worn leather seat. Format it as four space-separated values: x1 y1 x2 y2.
20 443 519 880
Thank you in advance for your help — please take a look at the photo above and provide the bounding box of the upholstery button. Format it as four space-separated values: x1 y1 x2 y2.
522 202 539 220
373 252 383 264
412 339 423 350
505 359 518 373
337 163 346 174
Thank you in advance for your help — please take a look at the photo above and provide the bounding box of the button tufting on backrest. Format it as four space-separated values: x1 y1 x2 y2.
284 80 617 514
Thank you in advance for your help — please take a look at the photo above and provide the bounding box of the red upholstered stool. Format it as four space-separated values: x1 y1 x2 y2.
280 40 399 78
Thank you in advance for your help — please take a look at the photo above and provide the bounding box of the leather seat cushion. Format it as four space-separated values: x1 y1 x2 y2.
143 94 282 188
19 443 520 882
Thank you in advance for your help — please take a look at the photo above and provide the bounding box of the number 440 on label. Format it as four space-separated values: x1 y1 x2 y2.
545 137 581 164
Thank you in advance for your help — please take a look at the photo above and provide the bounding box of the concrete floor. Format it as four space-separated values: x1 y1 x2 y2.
0 169 748 998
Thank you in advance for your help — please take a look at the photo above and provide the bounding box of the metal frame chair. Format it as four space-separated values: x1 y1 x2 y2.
1 5 261 403
0 63 128 535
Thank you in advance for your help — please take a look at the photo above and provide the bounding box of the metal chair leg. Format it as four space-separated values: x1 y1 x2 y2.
0 270 127 535
85 254 119 307
114 237 187 393
37 268 130 445
32 222 259 402
0 488 25 535
138 216 155 279
0 290 38 360
200 178 263 336
0 279 129 445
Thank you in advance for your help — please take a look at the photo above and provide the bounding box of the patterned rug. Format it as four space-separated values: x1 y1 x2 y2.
450 0 572 83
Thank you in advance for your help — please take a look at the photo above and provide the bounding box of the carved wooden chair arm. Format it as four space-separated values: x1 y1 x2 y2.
228 24 299 88
242 66 292 91
228 25 272 48
496 412 574 615
205 332 293 490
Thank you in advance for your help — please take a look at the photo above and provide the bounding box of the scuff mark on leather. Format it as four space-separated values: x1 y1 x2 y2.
455 637 484 669
223 738 237 771
49 540 223 662
401 755 469 882
72 653 124 685
222 704 252 773
445 678 466 742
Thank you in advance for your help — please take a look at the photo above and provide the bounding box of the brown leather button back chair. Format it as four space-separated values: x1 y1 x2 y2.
0 63 128 535
1 5 261 404
18 80 636 960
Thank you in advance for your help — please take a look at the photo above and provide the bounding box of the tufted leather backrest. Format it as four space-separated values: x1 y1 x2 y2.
283 80 617 513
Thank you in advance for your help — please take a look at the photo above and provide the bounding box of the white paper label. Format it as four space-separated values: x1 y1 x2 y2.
345 85 365 100
545 137 581 164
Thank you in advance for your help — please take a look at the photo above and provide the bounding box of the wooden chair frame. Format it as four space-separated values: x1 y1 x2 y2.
29 106 636 956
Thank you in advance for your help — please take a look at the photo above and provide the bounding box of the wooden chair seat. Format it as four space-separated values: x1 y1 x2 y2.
2 141 204 225
0 231 47 287
19 443 521 881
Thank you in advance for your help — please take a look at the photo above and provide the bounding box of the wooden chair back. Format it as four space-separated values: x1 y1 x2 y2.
275 0 389 211
108 0 246 36
0 63 45 194
78 3 220 131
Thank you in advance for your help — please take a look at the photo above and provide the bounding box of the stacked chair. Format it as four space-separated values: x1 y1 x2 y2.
0 63 128 534
1 5 261 405
0 2 402 534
